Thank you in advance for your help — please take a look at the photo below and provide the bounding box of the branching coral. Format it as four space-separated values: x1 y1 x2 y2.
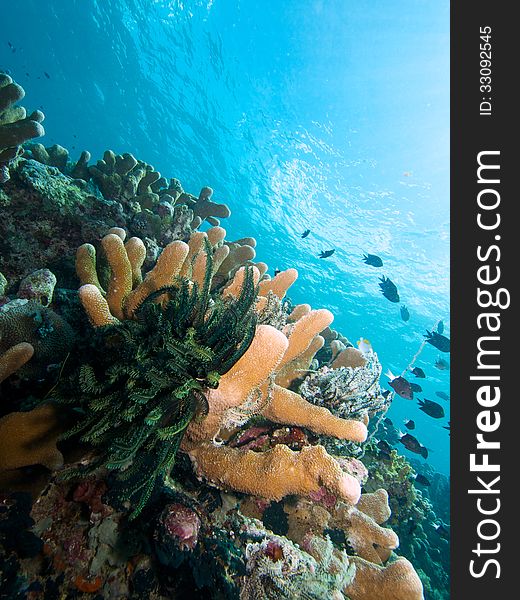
0 73 45 183
50 224 368 515
182 281 368 505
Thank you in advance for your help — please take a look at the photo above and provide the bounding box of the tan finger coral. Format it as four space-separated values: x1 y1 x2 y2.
0 342 34 383
0 73 45 182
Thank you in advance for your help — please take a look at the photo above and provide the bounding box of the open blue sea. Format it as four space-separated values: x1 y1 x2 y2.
3 0 449 475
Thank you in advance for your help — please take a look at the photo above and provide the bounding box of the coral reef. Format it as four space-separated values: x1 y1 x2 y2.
0 86 431 598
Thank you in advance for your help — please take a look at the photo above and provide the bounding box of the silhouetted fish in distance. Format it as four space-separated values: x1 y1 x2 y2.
301 229 311 238
44 71 50 79
443 422 450 435
399 433 428 459
379 276 400 303
400 305 410 322
437 320 445 334
386 370 414 400
406 518 419 535
409 383 422 393
418 398 445 419
436 391 450 402
425 330 450 353
435 358 450 371
435 523 450 540
414 474 431 486
362 253 383 267
411 366 426 378
377 440 393 459
404 419 415 430
319 249 335 259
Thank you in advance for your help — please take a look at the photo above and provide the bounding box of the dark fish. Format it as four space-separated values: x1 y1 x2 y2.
436 391 450 402
387 373 414 400
414 474 431 486
377 440 393 453
437 320 444 334
379 276 400 303
425 330 450 353
319 249 335 259
301 229 311 238
435 358 450 371
274 268 281 276
406 518 418 535
377 440 393 459
409 382 422 393
384 417 393 426
363 253 383 267
400 305 410 322
411 367 426 378
8 42 14 48
44 71 50 79
418 398 445 419
443 421 450 433
404 419 415 430
435 523 450 540
399 433 428 458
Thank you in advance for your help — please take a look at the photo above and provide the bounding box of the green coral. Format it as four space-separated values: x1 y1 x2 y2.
52 257 258 518
13 159 93 216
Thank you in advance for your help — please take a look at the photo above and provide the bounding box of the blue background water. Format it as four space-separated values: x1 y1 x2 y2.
3 0 450 474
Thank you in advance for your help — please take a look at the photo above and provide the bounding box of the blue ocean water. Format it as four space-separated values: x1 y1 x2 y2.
3 0 449 473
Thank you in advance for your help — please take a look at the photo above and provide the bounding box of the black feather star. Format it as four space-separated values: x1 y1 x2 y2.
52 254 258 518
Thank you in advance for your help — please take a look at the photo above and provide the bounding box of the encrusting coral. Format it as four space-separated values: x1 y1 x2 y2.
0 73 45 183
